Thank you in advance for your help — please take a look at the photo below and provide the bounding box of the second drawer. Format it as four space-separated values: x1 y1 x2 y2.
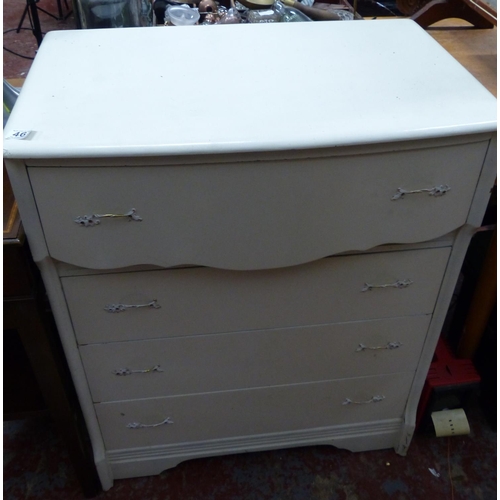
63 247 450 344
80 315 430 402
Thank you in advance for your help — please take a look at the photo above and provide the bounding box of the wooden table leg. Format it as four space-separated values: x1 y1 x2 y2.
412 0 496 28
457 229 497 358
4 294 101 497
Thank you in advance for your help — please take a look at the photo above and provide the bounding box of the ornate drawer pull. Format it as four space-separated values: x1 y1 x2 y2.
127 417 173 429
104 299 161 313
362 279 413 292
391 185 450 200
356 342 402 352
114 365 163 376
343 395 385 405
74 208 142 227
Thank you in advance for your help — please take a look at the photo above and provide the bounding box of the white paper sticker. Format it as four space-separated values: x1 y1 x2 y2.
7 130 32 140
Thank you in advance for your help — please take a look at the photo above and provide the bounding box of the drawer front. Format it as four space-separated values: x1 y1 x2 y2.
81 315 431 402
29 141 486 270
95 372 415 450
63 247 450 344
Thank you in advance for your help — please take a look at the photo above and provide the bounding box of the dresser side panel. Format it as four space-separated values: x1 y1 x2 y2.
4 159 49 263
35 257 114 489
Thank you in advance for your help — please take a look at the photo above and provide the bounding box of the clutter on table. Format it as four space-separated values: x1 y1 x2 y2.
76 0 357 29
158 0 356 25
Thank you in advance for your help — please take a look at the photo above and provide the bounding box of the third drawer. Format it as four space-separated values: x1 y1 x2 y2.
80 314 431 402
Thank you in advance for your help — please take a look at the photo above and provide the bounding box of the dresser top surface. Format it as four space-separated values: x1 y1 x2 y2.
3 20 496 160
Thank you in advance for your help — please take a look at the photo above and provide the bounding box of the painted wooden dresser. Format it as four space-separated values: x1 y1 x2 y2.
3 20 496 490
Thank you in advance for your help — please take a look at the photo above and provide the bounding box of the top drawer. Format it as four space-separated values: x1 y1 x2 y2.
28 141 487 270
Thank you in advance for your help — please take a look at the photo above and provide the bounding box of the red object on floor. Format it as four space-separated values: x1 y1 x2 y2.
416 338 481 429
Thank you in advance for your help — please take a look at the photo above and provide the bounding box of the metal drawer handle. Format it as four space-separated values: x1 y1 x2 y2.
343 395 385 405
104 299 161 313
74 208 142 227
362 279 413 292
356 342 402 352
114 365 163 376
127 417 173 429
391 185 450 200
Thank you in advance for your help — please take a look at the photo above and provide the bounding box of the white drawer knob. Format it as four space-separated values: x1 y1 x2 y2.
362 279 413 292
114 365 164 376
104 299 161 313
356 342 402 352
343 395 385 405
391 184 450 200
74 208 142 227
127 417 173 429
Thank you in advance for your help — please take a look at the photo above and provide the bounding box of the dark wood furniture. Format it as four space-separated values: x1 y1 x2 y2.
4 166 101 497
396 0 496 28
411 0 496 29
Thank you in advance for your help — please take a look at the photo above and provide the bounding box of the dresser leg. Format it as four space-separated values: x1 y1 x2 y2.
395 422 415 456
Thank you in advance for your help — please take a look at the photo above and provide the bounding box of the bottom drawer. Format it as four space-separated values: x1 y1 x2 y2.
95 372 415 450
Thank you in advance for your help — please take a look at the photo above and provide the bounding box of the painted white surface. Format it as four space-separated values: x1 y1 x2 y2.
62 247 450 344
3 18 497 488
108 420 402 478
80 315 431 402
28 141 483 270
3 20 496 160
95 373 415 449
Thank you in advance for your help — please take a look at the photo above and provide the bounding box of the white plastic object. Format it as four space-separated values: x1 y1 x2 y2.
167 5 200 25
431 409 471 437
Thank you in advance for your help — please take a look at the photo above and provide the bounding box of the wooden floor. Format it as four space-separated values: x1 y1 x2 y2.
427 19 496 96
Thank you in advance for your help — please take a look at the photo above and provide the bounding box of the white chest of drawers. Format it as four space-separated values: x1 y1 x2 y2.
4 20 496 490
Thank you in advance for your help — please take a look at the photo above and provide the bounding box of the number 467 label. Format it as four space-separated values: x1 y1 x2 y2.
7 130 32 140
